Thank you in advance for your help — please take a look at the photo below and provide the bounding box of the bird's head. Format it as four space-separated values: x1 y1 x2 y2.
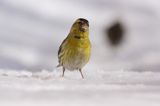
70 18 89 33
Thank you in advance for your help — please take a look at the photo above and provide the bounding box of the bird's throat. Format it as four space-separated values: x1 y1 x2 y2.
74 35 81 39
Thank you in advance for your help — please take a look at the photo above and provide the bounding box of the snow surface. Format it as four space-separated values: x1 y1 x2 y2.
0 0 160 106
0 69 160 106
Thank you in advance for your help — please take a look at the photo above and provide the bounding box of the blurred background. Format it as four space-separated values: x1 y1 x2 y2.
0 0 160 72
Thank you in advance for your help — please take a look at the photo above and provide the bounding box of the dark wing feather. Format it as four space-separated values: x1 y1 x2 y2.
57 37 68 67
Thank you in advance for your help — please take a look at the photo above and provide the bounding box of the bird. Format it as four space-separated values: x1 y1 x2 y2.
57 18 91 78
105 21 125 47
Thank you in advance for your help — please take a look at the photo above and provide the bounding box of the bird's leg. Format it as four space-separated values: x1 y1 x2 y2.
79 69 84 79
62 67 65 77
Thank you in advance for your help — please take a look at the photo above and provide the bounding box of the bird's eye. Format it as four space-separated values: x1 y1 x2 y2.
78 22 82 24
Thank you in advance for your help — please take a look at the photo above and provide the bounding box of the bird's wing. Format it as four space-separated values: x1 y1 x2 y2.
57 37 68 67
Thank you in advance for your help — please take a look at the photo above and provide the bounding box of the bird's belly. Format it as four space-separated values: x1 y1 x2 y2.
63 48 89 71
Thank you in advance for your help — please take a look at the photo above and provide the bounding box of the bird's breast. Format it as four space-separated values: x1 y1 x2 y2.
63 41 91 70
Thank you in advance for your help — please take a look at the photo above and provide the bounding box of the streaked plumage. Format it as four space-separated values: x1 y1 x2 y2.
57 18 91 78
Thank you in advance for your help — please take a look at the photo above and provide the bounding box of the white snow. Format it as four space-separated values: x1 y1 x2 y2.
0 69 160 106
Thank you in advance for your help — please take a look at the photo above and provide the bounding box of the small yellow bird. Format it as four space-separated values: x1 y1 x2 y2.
57 18 91 78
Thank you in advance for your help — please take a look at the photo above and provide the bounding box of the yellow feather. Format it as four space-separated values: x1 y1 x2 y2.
58 18 91 75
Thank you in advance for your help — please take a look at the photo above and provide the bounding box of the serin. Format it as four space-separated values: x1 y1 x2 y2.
57 18 91 78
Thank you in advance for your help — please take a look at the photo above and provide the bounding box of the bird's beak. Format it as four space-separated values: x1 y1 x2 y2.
80 24 88 32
